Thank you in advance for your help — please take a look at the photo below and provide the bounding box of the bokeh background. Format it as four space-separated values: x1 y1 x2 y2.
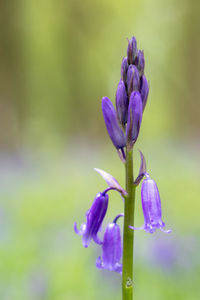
0 0 200 299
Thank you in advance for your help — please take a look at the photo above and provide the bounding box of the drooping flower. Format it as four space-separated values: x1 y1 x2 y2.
74 191 109 247
102 97 126 150
129 173 171 234
126 91 143 148
96 214 123 274
116 80 128 125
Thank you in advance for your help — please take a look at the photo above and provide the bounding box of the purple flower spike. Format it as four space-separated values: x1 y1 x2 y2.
102 97 126 149
127 65 140 96
121 57 129 83
116 80 128 125
96 216 123 274
127 36 137 64
135 50 145 76
129 173 171 234
140 75 149 111
126 91 143 148
74 192 109 247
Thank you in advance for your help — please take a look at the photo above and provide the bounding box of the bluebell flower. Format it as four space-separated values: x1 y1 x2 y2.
74 191 109 247
96 214 123 274
129 173 171 234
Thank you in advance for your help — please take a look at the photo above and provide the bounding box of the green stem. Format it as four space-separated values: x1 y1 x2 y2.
122 149 136 300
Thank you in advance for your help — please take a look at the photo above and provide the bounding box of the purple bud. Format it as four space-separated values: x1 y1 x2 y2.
140 75 149 111
135 50 145 76
116 80 128 125
127 65 140 96
127 36 137 64
96 221 122 274
121 57 129 83
102 97 126 149
129 173 171 234
126 91 143 147
74 192 109 247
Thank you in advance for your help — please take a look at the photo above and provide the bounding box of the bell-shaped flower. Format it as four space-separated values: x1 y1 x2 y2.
116 79 128 125
96 214 123 274
102 97 126 150
129 173 171 234
126 91 143 148
74 192 109 247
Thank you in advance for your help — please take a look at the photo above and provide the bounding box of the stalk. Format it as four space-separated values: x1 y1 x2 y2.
122 149 136 300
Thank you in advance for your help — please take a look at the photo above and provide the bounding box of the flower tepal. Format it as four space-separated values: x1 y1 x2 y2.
96 214 123 274
102 97 126 149
74 192 109 247
129 173 171 234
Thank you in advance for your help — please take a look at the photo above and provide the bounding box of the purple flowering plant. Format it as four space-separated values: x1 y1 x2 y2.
74 37 171 300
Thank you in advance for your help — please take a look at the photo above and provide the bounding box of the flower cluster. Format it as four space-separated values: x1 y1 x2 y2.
102 36 149 158
74 37 171 275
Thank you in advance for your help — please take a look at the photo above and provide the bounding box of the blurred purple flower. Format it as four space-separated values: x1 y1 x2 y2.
96 214 123 274
129 173 171 234
74 191 109 247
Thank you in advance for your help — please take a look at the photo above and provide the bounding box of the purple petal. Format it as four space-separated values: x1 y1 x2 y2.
102 97 126 149
135 50 145 76
121 56 129 83
126 91 143 148
140 75 149 111
94 168 127 196
127 65 140 96
127 36 137 64
116 80 128 125
74 222 86 235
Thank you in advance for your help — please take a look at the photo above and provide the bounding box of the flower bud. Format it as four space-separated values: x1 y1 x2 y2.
127 65 140 96
121 57 129 83
116 80 128 125
126 91 143 148
135 50 145 76
102 97 126 149
127 36 137 64
140 75 149 111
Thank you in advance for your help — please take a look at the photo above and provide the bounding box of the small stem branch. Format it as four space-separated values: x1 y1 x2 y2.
122 149 135 300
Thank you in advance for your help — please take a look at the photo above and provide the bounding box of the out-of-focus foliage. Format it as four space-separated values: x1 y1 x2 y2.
0 0 200 299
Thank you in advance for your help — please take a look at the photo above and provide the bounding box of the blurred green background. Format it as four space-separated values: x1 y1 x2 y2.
0 0 200 299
